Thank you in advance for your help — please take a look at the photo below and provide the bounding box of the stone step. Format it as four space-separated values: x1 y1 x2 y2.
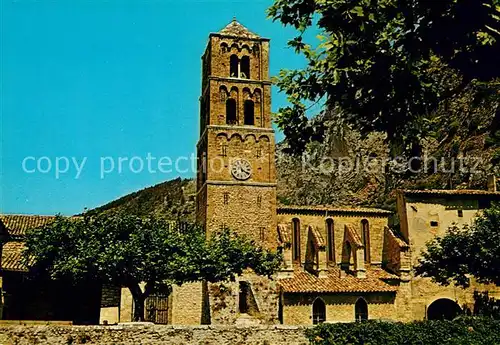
235 313 261 326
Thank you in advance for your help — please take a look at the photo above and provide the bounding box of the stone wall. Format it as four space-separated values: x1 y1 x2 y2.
208 273 280 325
283 293 396 325
0 324 309 345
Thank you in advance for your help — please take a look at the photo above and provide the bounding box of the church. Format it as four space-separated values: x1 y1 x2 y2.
1 19 499 326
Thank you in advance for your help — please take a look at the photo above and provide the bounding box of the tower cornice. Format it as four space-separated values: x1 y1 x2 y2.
201 76 271 98
208 76 271 85
209 33 270 42
197 125 275 148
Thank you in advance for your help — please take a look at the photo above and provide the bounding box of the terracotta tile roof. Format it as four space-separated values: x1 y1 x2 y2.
278 205 392 215
1 241 31 272
386 227 409 248
309 226 325 249
218 19 259 38
402 189 500 197
368 267 400 280
0 214 57 236
279 269 398 293
277 224 291 246
345 224 363 248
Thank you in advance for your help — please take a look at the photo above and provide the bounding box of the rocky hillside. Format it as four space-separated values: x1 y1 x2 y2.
276 124 498 210
90 118 498 217
88 178 196 221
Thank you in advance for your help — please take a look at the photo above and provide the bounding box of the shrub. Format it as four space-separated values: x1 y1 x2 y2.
305 317 500 345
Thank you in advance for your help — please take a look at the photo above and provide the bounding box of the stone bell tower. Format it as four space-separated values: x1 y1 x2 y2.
196 19 277 249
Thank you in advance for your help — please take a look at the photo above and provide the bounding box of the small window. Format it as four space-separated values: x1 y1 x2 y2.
256 147 262 158
430 221 439 227
257 194 262 207
259 227 265 242
244 100 255 125
292 218 301 262
361 219 370 263
457 209 463 217
226 99 237 125
355 298 368 321
230 55 239 77
223 192 229 205
220 143 227 157
240 56 250 79
312 298 326 324
326 219 335 263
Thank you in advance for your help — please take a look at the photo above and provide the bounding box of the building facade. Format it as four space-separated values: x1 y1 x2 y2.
1 20 499 325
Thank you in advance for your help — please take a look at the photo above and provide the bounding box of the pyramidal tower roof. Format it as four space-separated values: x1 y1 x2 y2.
217 18 260 39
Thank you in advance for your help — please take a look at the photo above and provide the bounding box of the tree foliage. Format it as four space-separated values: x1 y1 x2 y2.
23 213 282 321
268 0 500 156
415 203 500 287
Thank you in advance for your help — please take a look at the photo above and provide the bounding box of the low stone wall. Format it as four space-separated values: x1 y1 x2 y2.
0 324 309 345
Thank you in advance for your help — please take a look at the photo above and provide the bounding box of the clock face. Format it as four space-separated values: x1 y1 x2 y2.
230 159 252 180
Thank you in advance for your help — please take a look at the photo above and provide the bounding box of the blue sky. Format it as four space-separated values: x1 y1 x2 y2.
0 0 317 215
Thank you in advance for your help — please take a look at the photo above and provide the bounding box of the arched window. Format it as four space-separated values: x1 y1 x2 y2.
361 219 370 263
230 55 239 77
427 299 462 320
240 56 250 79
244 100 254 125
312 298 326 324
226 99 237 125
292 218 301 262
326 219 335 263
355 298 368 321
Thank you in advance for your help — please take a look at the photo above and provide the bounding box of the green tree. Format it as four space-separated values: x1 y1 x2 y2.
268 0 500 156
23 213 281 322
415 203 500 287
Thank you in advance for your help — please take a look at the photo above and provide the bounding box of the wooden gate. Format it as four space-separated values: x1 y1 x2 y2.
145 293 170 324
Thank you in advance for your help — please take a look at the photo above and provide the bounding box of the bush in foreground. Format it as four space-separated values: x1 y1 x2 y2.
305 317 500 345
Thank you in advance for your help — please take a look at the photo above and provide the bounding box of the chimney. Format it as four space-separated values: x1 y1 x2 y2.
487 175 497 192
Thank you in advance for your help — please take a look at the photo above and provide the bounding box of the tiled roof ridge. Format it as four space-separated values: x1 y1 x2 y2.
217 18 259 38
278 269 398 293
345 224 363 247
308 225 325 249
0 214 61 237
401 189 500 196
385 226 409 248
0 213 58 218
277 205 392 214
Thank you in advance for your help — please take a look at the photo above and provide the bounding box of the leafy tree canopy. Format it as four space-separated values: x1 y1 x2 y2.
23 213 282 321
415 202 500 287
268 0 500 155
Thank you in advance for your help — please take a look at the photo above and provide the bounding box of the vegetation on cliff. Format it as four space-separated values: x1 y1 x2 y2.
87 177 196 220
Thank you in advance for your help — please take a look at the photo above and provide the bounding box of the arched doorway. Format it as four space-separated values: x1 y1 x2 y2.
355 298 368 321
312 298 326 324
427 298 462 320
